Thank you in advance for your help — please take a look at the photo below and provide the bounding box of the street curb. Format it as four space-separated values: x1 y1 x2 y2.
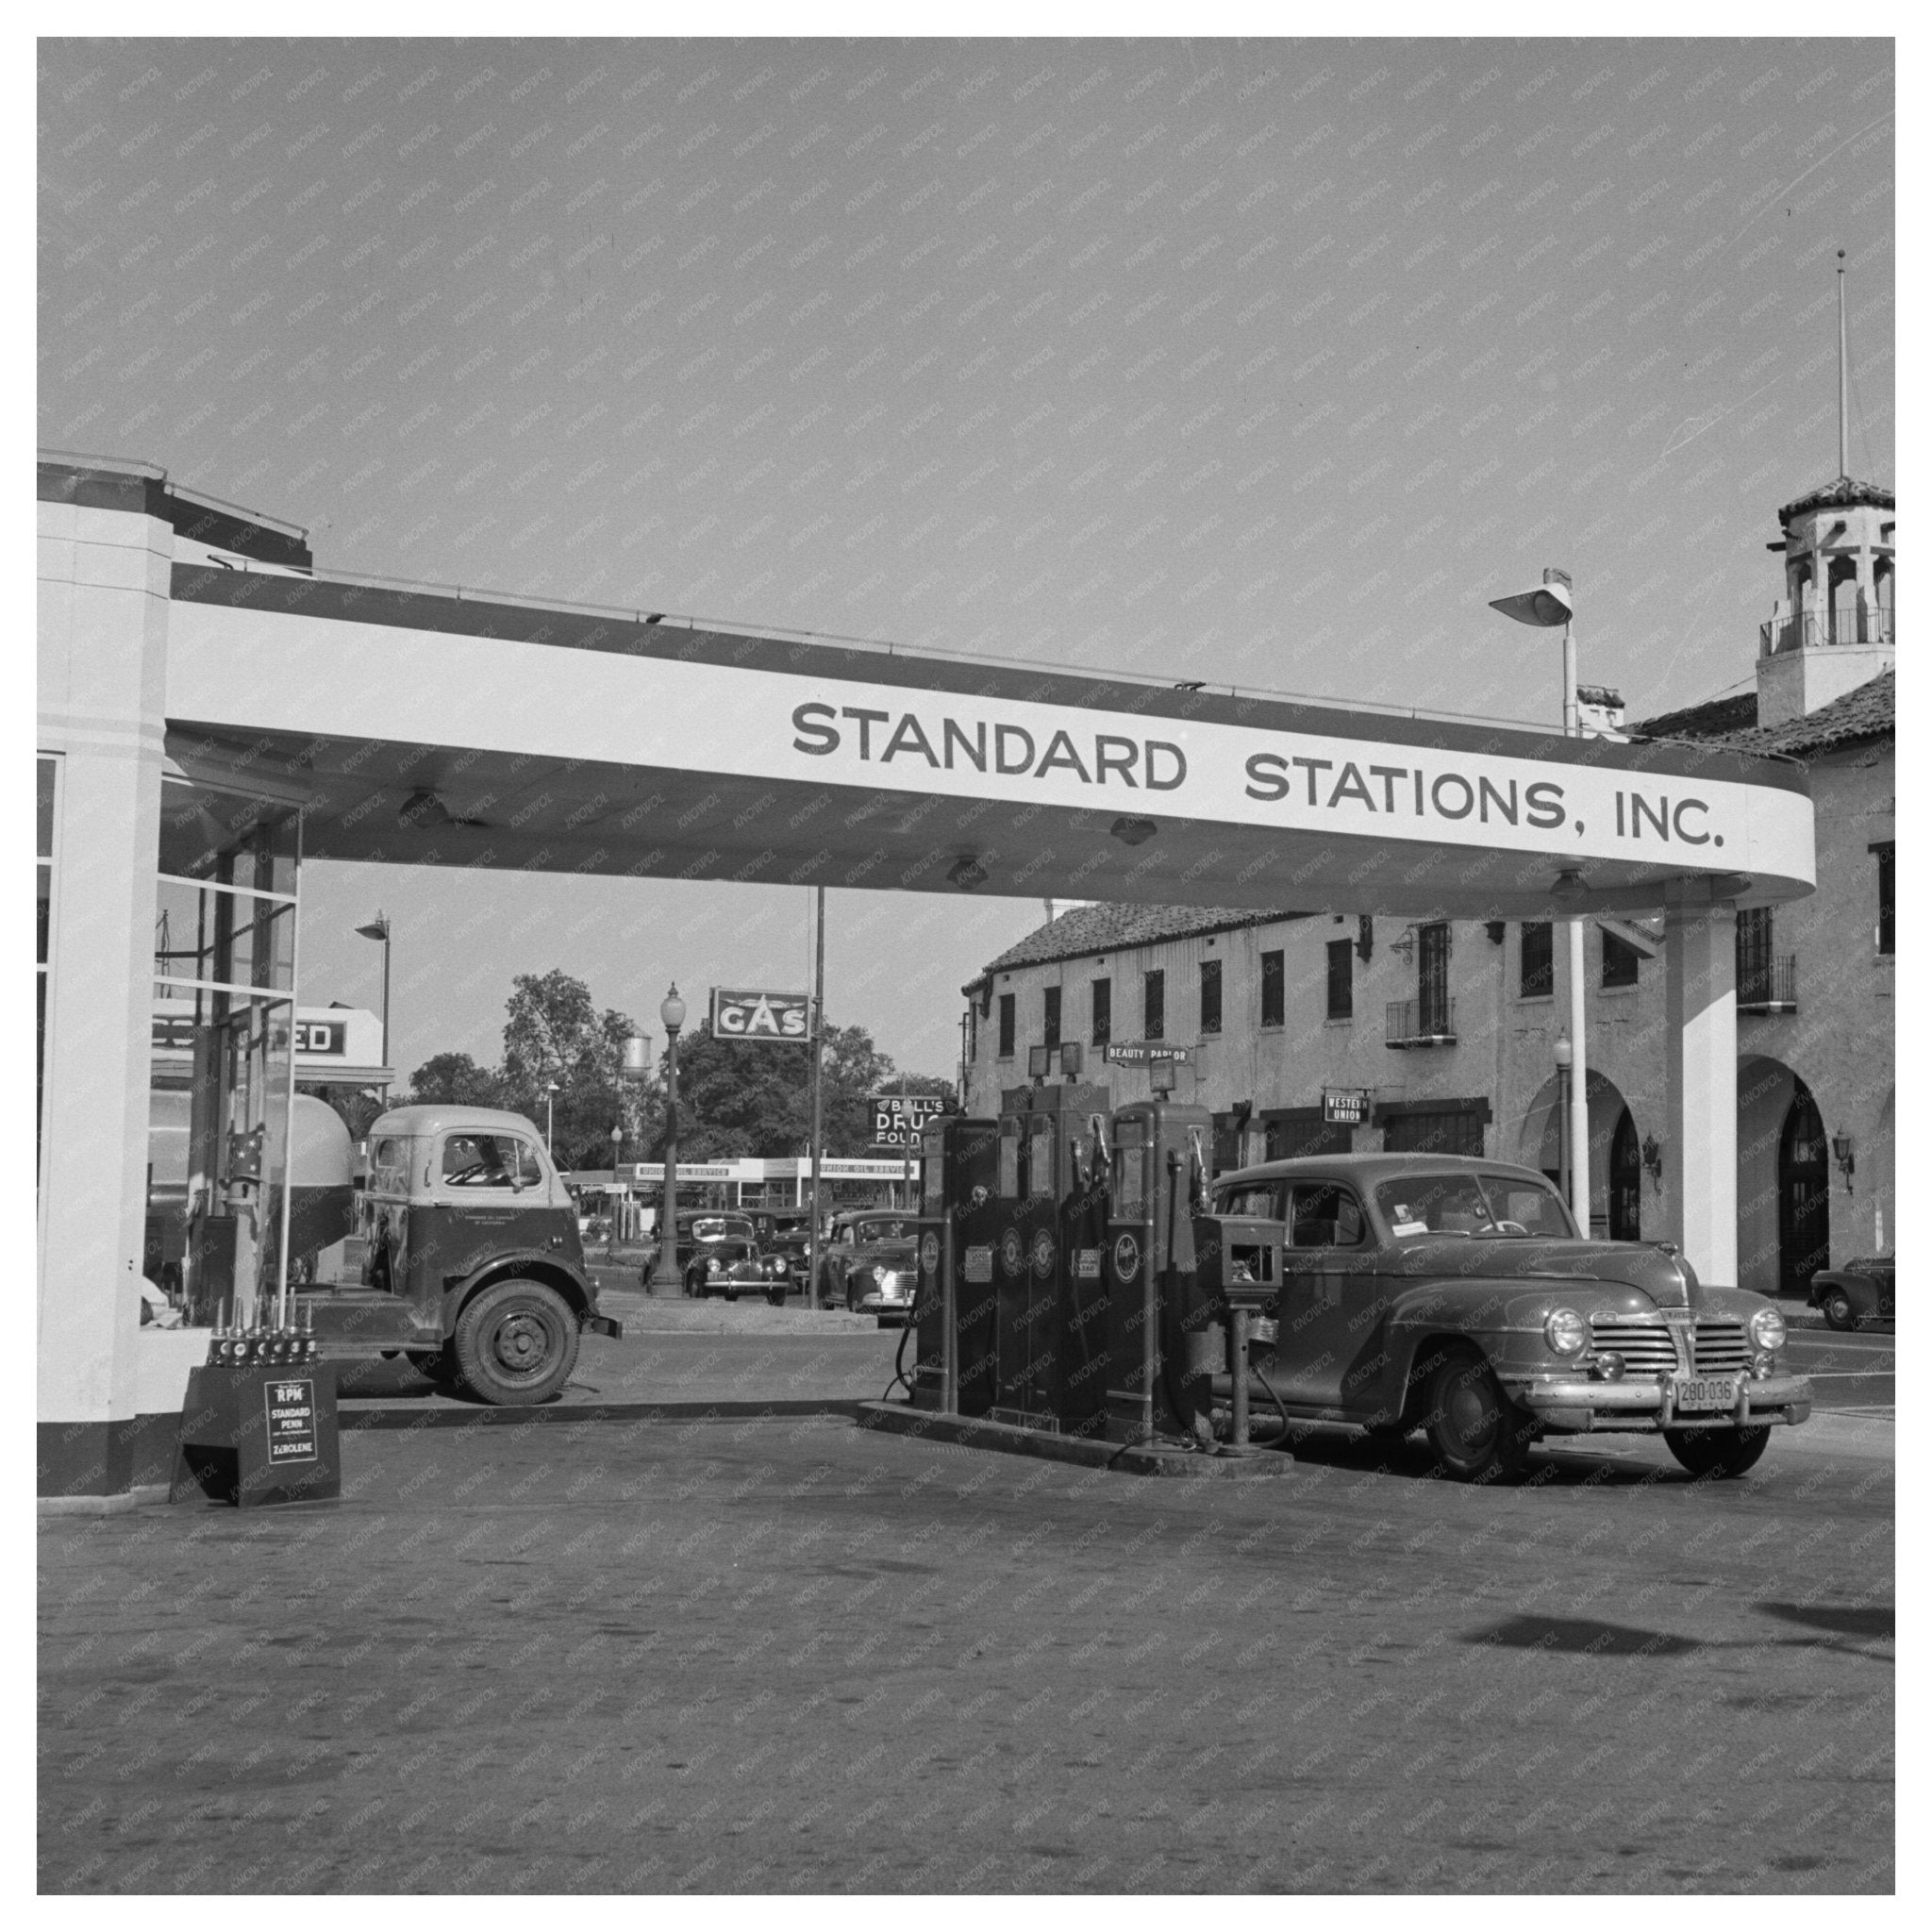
339 1398 865 1431
855 1401 1298 1478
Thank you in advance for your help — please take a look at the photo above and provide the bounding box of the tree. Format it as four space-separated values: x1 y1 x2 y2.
406 1051 507 1109
499 970 654 1169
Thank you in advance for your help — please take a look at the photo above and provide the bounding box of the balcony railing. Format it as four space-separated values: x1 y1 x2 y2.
1386 997 1456 1048
1738 954 1798 1014
1759 606 1894 657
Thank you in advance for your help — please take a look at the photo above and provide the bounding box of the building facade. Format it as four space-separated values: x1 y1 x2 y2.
963 476 1894 1301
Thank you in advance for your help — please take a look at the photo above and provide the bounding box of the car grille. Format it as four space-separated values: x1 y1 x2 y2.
1589 1319 1678 1375
1691 1320 1751 1374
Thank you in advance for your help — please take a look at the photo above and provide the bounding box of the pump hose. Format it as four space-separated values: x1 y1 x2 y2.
1253 1358 1293 1447
883 1317 916 1403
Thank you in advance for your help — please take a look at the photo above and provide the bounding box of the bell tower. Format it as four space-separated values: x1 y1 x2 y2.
1757 253 1895 726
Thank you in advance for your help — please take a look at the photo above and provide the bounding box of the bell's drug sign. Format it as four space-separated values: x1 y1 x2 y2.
709 989 812 1041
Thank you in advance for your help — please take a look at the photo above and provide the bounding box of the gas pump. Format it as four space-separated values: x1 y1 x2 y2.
992 1075 1110 1429
911 1116 1000 1416
1058 1112 1113 1439
1103 1101 1216 1447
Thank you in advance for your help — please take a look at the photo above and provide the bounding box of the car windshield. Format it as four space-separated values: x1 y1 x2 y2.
1373 1173 1575 1239
854 1219 909 1241
691 1217 751 1241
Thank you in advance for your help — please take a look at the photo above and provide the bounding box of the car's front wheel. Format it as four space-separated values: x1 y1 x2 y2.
452 1279 579 1407
1819 1285 1858 1332
1420 1346 1535 1484
1664 1425 1771 1478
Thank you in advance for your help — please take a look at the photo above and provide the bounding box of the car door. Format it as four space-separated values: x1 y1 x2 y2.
1273 1179 1374 1411
430 1129 552 1282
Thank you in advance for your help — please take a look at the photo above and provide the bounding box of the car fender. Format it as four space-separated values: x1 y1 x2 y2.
1378 1278 1656 1391
440 1250 613 1338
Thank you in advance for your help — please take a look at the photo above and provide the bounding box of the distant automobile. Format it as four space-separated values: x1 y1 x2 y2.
639 1212 788 1304
819 1210 918 1322
744 1207 815 1289
1808 1256 1894 1331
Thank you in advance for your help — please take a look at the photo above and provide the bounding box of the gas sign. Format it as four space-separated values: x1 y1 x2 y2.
709 988 812 1041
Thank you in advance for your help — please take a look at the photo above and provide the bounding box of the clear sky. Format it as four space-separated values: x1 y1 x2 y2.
39 36 1894 1079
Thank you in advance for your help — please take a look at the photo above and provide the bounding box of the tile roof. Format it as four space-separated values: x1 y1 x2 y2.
1630 691 1758 741
1776 475 1895 525
1714 669 1894 758
972 901 1304 983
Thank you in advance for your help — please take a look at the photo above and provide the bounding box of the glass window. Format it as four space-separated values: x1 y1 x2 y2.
1199 958 1222 1035
1111 1122 1144 1218
1325 941 1352 1021
1373 1172 1574 1238
1289 1182 1367 1248
1143 969 1164 1041
1479 1174 1575 1239
441 1133 540 1190
1027 1121 1057 1199
1521 923 1554 998
1042 985 1061 1051
997 992 1015 1059
1602 930 1641 989
157 779 299 895
37 758 58 1164
998 1126 1020 1199
1875 841 1894 955
1217 1181 1283 1219
1260 950 1284 1027
1091 976 1111 1046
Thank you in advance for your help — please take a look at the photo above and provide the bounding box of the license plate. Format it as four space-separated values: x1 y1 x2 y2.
1673 1374 1740 1413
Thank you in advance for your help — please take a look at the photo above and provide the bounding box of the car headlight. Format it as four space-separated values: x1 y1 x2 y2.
707 1258 722 1275
1749 1306 1786 1352
1543 1307 1587 1356
773 1258 787 1274
878 1270 902 1293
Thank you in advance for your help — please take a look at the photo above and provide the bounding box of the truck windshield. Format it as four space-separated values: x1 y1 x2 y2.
1374 1173 1574 1239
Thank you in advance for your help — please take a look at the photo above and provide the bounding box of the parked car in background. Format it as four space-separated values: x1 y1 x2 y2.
818 1210 918 1321
745 1207 815 1289
1808 1256 1894 1331
639 1211 788 1303
1207 1153 1811 1482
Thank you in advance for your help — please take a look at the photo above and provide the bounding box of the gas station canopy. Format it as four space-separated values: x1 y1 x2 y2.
165 567 1812 921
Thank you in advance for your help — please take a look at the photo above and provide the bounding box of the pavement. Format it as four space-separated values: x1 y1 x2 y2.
40 1325 1892 1895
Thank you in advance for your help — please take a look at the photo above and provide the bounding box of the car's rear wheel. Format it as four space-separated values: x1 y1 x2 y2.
1421 1346 1534 1484
1819 1285 1857 1332
452 1279 578 1407
1664 1425 1771 1479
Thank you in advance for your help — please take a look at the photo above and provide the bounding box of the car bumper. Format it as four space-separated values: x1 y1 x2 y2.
858 1293 913 1317
1504 1371 1811 1433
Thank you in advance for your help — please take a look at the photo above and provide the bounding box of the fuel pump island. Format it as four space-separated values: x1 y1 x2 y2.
873 1061 1812 1483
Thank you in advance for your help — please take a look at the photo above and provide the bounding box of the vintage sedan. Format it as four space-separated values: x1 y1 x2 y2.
1208 1154 1811 1483
1808 1256 1894 1331
639 1212 788 1303
819 1210 918 1321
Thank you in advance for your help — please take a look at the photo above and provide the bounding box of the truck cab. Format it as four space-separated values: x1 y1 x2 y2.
297 1104 620 1404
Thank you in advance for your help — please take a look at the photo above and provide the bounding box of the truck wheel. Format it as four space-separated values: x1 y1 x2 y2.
1819 1286 1857 1332
1665 1425 1771 1479
1421 1346 1534 1484
453 1279 579 1407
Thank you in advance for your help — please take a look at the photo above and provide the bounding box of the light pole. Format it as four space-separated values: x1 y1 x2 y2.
354 913 392 1075
647 985 686 1296
1491 570 1591 1236
607 1124 623 1263
1554 1033 1573 1206
544 1080 560 1154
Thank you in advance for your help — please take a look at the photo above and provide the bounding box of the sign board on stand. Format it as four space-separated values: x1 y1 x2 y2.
708 988 813 1041
871 1094 948 1147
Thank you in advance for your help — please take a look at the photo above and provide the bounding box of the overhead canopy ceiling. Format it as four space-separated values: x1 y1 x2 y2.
164 568 1814 922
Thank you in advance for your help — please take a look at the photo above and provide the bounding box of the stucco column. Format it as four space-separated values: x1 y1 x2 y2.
1661 889 1739 1289
37 491 173 1498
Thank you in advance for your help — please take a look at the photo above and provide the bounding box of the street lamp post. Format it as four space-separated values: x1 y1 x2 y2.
1490 571 1591 1236
354 913 392 1075
544 1080 560 1155
1554 1033 1574 1207
607 1124 623 1264
647 985 686 1295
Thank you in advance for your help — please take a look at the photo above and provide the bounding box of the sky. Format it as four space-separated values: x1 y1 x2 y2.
38 35 1894 1081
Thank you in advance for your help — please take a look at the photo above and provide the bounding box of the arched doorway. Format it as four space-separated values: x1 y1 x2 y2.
1609 1108 1641 1241
1778 1082 1831 1299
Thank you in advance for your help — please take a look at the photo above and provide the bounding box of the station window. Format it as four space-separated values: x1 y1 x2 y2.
1042 985 1061 1051
1325 940 1353 1021
1260 949 1284 1027
1199 958 1222 1035
1521 922 1553 998
1091 975 1111 1046
997 992 1015 1059
1874 841 1894 955
1601 930 1641 990
1143 969 1165 1041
